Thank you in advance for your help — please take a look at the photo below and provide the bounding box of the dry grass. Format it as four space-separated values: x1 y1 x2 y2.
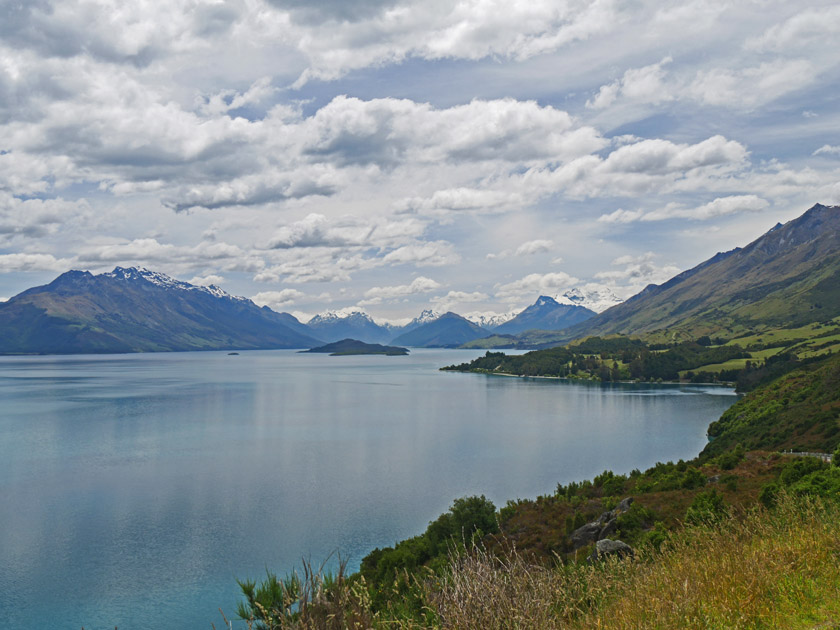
222 494 840 629
431 493 840 630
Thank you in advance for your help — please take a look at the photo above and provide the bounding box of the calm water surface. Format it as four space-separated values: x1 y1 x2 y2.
0 349 737 628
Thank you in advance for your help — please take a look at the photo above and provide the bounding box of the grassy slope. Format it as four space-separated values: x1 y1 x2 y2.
703 351 840 456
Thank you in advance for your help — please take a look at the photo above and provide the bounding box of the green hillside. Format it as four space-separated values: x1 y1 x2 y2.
560 204 840 345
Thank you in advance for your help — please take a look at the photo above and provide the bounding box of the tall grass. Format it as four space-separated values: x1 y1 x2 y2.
432 493 840 629
224 493 840 629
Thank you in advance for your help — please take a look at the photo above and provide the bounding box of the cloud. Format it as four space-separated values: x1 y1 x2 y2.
597 208 644 224
268 213 374 249
251 289 307 309
594 252 681 295
188 274 225 287
642 195 769 221
814 145 840 156
746 5 840 52
495 271 579 302
688 59 814 109
431 290 489 311
599 195 769 223
362 276 441 302
382 241 460 267
0 252 71 272
289 0 622 85
587 57 673 109
489 239 555 259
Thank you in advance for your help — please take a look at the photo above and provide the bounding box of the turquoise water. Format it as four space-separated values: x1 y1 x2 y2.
0 349 737 629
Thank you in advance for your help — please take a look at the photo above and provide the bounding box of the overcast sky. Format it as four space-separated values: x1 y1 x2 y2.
1 0 838 322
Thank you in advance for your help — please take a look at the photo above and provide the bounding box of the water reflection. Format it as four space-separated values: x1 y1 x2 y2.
0 350 736 629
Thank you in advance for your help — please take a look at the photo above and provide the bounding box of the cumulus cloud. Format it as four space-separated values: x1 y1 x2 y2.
289 0 621 85
587 57 673 109
599 195 769 223
594 252 681 295
488 239 555 259
0 252 71 272
495 271 579 302
251 288 307 309
362 276 441 302
431 290 489 312
269 213 374 249
382 241 460 267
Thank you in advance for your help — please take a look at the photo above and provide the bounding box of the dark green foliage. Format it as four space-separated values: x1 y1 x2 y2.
712 445 745 471
703 352 840 456
360 495 498 608
443 339 750 382
779 456 828 486
685 490 728 525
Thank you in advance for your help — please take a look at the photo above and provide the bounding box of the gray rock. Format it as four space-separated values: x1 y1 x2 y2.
570 521 602 548
570 497 635 549
615 497 634 514
598 518 617 540
588 539 634 563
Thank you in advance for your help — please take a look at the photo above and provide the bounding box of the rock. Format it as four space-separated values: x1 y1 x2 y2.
570 521 602 548
598 518 617 540
615 497 634 513
570 497 634 549
588 539 634 563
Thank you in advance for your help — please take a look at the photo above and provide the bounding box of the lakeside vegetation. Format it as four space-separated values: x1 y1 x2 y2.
232 349 840 629
442 317 840 391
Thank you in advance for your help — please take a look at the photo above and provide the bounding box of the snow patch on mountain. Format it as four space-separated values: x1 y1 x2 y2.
556 285 623 313
307 307 376 325
104 267 250 302
464 310 517 329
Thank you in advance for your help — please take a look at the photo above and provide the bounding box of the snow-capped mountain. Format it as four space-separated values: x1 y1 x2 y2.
307 308 393 344
465 311 517 329
556 286 624 314
0 266 320 353
493 295 595 335
105 266 249 302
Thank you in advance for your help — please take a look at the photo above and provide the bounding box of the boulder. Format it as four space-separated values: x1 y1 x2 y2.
588 539 634 563
569 497 634 549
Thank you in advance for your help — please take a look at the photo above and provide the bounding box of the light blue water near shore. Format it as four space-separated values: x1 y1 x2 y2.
0 349 737 629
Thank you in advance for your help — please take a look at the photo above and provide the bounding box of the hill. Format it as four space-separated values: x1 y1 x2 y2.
390 312 490 347
562 203 840 343
0 267 321 354
492 295 595 335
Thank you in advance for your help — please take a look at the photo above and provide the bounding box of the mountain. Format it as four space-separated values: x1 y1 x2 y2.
306 309 394 344
493 295 596 335
390 312 491 348
466 311 517 329
398 309 442 334
0 267 321 354
560 203 840 343
556 286 623 313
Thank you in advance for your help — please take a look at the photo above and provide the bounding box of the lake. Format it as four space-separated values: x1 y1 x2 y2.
0 349 737 629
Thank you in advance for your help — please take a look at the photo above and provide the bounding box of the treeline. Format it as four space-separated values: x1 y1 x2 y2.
442 337 749 383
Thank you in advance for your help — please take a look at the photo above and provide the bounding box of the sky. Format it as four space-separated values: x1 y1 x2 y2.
1 0 839 324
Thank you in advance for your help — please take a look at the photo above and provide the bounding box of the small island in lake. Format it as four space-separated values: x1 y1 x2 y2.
303 338 409 356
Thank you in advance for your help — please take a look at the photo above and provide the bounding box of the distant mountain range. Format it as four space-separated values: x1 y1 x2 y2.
0 268 601 354
492 296 595 335
5 203 833 355
391 312 491 348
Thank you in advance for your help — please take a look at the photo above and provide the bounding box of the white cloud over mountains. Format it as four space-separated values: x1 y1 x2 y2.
0 0 837 319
